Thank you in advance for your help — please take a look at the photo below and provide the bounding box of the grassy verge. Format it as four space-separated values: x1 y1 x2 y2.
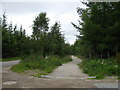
11 55 72 77
78 58 119 79
1 57 21 62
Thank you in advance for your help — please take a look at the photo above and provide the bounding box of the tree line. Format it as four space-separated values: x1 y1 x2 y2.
1 13 28 58
1 12 71 59
2 2 119 59
72 2 120 59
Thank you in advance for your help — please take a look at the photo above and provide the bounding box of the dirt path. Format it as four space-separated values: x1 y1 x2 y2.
2 60 20 68
48 56 88 79
2 56 118 88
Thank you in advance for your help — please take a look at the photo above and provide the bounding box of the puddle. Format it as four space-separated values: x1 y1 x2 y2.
3 81 17 85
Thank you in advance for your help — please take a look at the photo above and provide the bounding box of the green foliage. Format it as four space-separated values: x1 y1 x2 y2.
79 58 119 79
1 12 31 58
72 2 120 58
2 12 71 60
72 2 120 79
11 63 26 73
32 12 50 58
32 13 70 58
11 55 72 76
48 22 66 56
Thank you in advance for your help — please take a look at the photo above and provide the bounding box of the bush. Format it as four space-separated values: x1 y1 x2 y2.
79 58 119 79
11 55 72 76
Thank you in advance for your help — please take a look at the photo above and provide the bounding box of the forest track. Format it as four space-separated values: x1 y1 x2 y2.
2 60 20 68
2 56 118 88
48 56 88 79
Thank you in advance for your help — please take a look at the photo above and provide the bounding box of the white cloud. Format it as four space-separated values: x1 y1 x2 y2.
2 0 82 2
7 12 79 44
7 13 36 35
2 2 86 44
47 13 57 27
59 13 79 23
58 13 79 44
65 35 77 45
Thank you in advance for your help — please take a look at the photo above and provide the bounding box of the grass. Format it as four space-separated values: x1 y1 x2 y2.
11 63 26 73
79 58 119 79
1 57 21 62
11 55 72 77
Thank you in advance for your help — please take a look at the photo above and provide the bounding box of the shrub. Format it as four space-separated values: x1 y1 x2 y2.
79 58 119 79
11 55 72 76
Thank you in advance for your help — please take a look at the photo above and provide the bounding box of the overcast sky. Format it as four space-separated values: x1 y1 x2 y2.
1 1 86 44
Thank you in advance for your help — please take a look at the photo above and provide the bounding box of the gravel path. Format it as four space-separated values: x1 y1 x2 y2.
2 60 20 68
2 56 118 88
48 56 88 79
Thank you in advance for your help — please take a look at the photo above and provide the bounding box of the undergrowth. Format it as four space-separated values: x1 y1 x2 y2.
79 58 119 79
11 54 72 77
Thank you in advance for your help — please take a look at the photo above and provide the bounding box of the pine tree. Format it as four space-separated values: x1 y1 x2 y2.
72 2 120 58
49 21 65 56
32 12 50 58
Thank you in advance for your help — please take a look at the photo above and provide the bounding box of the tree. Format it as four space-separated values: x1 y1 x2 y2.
32 12 49 40
49 21 65 56
2 12 31 58
2 12 10 57
32 12 50 58
1 12 72 59
72 2 120 58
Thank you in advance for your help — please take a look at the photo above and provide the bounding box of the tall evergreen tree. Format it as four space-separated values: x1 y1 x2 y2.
32 12 50 58
72 2 120 58
49 21 65 56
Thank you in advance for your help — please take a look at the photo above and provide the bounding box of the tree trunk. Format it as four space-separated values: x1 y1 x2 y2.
43 52 45 58
43 47 46 58
107 52 110 58
101 54 102 58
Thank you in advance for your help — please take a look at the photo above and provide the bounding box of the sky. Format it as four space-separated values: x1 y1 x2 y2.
1 0 86 45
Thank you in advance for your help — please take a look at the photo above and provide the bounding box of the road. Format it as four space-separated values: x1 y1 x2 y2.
2 60 20 68
1 56 119 88
48 56 88 79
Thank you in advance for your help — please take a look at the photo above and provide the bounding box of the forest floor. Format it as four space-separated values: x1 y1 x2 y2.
1 56 118 88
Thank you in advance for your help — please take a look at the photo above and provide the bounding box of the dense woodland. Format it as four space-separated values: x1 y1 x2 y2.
71 2 120 78
72 2 120 59
1 12 71 59
1 2 120 60
1 12 73 74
